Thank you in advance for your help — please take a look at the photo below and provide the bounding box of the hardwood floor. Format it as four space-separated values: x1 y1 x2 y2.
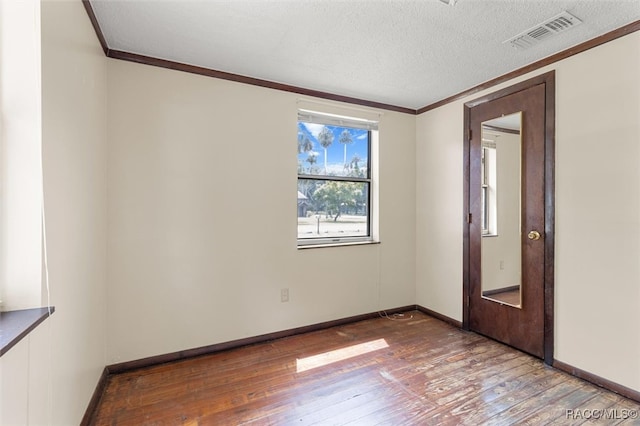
482 288 521 307
92 311 640 425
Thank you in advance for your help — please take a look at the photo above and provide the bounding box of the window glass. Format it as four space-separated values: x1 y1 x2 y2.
297 123 369 178
297 180 369 240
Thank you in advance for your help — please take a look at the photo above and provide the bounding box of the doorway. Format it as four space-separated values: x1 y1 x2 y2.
463 72 555 364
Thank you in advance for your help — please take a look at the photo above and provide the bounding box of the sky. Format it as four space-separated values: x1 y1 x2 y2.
297 122 369 176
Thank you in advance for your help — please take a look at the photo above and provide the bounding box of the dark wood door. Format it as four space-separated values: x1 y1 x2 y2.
468 84 546 359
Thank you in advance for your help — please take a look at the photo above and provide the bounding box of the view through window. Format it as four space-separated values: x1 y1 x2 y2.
297 111 375 245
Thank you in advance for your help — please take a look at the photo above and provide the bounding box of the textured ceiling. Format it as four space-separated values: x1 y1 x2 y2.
89 0 640 110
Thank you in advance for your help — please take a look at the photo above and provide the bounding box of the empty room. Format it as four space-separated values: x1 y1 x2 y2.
1 0 639 424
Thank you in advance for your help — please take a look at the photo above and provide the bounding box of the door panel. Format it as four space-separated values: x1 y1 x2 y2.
468 84 546 358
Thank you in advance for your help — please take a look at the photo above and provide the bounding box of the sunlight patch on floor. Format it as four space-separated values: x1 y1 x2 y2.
296 338 389 372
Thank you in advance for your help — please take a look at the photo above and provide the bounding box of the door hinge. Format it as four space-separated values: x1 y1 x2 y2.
468 128 472 140
468 213 472 224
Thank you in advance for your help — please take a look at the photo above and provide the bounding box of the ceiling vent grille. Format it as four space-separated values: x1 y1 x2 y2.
505 11 582 50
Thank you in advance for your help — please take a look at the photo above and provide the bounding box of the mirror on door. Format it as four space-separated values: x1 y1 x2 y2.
481 112 522 308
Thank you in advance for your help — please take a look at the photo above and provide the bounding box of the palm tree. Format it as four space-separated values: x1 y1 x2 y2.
305 152 318 171
339 129 353 167
297 133 304 154
298 134 313 154
302 137 313 153
317 126 334 174
350 153 362 176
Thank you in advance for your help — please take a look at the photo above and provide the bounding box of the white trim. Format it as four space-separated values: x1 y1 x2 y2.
297 109 379 131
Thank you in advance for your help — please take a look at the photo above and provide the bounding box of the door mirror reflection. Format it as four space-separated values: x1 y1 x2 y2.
480 112 522 308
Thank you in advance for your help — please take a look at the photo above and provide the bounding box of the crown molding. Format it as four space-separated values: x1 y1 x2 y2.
417 19 640 114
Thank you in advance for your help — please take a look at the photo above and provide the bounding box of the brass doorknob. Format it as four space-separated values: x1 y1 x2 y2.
527 230 541 241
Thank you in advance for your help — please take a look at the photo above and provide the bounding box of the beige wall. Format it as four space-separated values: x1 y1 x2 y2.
1 1 108 424
416 100 464 320
41 0 109 421
416 32 640 391
106 60 416 363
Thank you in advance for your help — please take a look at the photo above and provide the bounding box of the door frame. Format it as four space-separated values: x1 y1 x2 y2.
462 71 555 365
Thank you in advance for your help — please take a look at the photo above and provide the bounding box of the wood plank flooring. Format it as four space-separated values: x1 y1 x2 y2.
482 289 521 307
92 311 640 425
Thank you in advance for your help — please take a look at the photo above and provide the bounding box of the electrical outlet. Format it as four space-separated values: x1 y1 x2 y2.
281 288 289 303
500 260 504 270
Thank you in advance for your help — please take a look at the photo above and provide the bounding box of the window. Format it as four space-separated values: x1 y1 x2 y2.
481 143 497 236
481 146 489 234
297 110 377 246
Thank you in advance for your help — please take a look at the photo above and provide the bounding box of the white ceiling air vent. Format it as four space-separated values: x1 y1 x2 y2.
505 11 582 50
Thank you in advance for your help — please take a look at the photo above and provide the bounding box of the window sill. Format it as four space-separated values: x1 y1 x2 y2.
298 240 380 250
0 307 55 357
